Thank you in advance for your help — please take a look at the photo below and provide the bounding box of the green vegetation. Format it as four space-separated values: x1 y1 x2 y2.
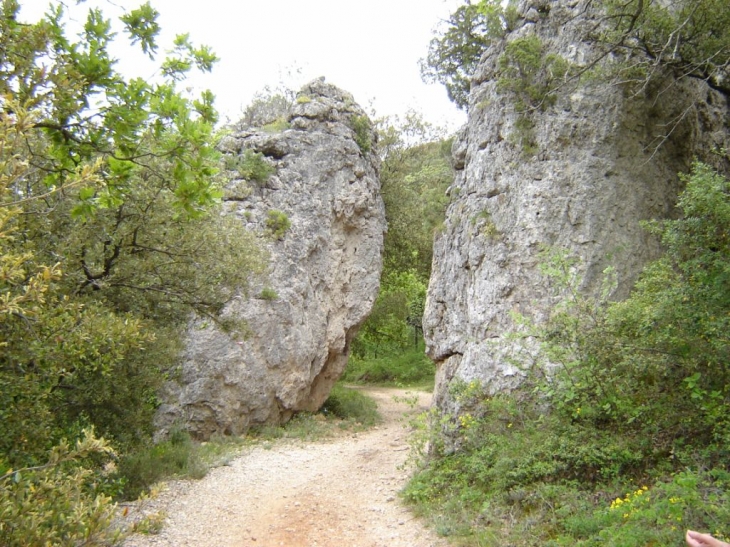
319 384 382 427
251 386 382 441
425 0 730 112
343 346 435 389
497 35 569 112
265 209 291 239
116 429 210 501
114 428 250 501
349 113 451 388
259 287 279 300
597 0 730 97
404 162 730 545
350 115 373 153
261 118 290 133
496 35 569 154
471 210 500 239
0 430 121 546
228 149 276 184
238 84 295 128
0 1 266 541
421 0 518 109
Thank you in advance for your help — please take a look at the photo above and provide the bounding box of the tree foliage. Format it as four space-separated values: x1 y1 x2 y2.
353 114 453 358
497 35 570 112
0 1 266 538
597 0 730 97
0 430 121 547
379 129 452 280
421 0 517 109
424 0 730 110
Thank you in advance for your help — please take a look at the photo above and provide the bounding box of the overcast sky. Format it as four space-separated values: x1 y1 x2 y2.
19 0 467 130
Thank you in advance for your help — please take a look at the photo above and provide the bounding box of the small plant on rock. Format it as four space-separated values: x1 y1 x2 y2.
496 34 569 156
261 118 290 133
350 115 373 154
227 149 275 185
259 287 278 300
265 209 291 240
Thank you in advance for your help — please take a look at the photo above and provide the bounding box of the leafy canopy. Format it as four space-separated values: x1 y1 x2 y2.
424 0 730 110
0 1 266 542
598 0 730 96
421 0 519 109
351 113 452 361
421 1 518 109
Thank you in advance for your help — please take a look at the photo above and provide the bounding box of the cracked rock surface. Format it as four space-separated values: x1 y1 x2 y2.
424 0 730 412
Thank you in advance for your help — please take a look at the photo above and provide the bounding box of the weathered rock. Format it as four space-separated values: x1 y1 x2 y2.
424 0 730 414
156 79 385 439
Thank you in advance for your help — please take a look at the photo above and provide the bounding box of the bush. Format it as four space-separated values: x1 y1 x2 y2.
560 470 730 546
0 430 122 547
405 163 730 545
320 385 381 426
261 118 290 133
342 346 435 388
115 429 207 501
350 115 373 153
227 149 275 184
265 209 291 239
497 35 569 112
259 287 279 300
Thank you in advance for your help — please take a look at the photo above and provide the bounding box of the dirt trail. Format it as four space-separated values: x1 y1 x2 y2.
121 387 448 547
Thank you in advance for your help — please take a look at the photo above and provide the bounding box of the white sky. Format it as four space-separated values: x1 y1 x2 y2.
19 0 467 131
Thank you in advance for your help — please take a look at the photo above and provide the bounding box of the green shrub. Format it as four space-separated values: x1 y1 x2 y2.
0 430 122 547
342 346 435 388
239 90 293 128
261 118 289 133
265 209 291 239
259 287 278 300
557 471 730 546
226 149 275 184
320 384 381 426
350 115 373 153
115 428 207 501
497 35 569 112
405 163 730 545
471 210 501 239
512 114 538 156
404 382 730 545
496 34 569 154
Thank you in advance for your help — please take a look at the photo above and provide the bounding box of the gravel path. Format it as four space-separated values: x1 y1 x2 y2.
121 387 447 547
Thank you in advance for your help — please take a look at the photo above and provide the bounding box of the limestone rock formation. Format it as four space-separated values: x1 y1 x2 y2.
156 79 385 439
424 0 730 411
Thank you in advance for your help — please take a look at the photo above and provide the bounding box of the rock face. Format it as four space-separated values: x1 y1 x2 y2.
425 0 730 412
156 79 385 439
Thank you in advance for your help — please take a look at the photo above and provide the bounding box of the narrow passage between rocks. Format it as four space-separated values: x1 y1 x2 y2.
122 387 447 547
